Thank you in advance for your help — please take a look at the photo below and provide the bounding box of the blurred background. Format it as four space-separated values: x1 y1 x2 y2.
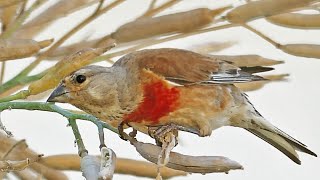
1 0 320 179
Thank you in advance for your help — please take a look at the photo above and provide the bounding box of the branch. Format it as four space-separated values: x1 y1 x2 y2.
0 102 118 134
40 154 187 179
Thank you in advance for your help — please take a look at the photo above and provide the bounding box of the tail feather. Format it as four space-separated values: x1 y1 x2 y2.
274 127 317 157
241 93 317 164
247 128 301 164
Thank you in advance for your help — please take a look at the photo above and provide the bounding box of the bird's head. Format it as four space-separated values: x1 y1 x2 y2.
47 65 125 108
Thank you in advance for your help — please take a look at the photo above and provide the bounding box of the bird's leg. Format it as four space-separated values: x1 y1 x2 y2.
118 121 138 141
118 121 128 141
98 124 106 149
148 123 201 146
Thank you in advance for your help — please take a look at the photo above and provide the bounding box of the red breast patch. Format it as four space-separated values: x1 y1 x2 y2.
124 81 180 124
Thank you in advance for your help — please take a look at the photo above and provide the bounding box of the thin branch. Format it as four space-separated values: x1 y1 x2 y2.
0 62 5 84
0 0 47 39
242 24 280 48
0 0 124 96
68 119 88 157
140 0 181 18
96 23 236 62
0 102 118 134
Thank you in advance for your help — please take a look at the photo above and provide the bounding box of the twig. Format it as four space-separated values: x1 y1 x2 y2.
0 155 43 172
0 71 47 95
0 102 118 134
96 23 236 62
0 113 13 137
1 139 26 160
242 24 280 48
40 154 187 178
68 119 88 157
0 0 124 96
140 0 181 18
0 0 47 39
0 62 5 85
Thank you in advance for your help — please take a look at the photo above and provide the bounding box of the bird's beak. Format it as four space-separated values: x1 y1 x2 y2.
47 84 69 103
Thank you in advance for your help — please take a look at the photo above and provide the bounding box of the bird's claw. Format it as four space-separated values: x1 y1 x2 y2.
118 121 138 141
118 121 128 141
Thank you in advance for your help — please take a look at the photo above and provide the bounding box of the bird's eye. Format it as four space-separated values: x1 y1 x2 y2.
76 75 86 84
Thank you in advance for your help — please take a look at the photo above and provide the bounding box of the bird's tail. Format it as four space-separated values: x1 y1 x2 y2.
246 126 317 164
240 94 317 164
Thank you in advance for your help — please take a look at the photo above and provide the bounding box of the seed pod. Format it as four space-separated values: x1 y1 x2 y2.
132 140 243 174
41 154 187 178
0 1 23 30
0 0 22 8
28 45 114 95
267 13 320 29
211 54 283 67
0 39 53 61
279 44 320 59
15 0 98 38
112 7 229 43
226 0 317 23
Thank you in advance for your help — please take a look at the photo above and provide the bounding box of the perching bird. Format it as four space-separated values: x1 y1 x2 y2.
47 48 316 164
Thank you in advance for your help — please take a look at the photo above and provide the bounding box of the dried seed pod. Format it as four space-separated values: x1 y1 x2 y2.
226 0 317 23
0 39 53 61
15 0 98 38
0 155 43 172
0 1 23 30
236 74 288 91
28 45 114 95
112 7 229 43
279 44 320 58
267 13 320 29
190 41 236 54
0 0 22 8
132 140 243 174
40 154 187 178
47 38 115 59
211 54 284 67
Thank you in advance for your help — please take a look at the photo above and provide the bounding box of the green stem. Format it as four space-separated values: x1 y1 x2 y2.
68 119 88 157
0 71 46 95
0 102 118 133
0 90 30 103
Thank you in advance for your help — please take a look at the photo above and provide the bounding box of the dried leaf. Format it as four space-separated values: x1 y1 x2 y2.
226 0 317 23
0 38 53 61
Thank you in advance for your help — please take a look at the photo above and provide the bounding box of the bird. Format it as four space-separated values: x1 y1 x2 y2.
47 48 316 164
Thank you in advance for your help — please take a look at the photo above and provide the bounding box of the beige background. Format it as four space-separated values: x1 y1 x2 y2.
2 0 320 179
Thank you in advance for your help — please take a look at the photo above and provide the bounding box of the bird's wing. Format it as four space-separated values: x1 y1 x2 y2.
113 48 265 85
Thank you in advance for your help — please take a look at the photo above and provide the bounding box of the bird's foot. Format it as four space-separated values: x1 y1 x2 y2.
148 123 200 145
118 121 129 141
118 121 138 141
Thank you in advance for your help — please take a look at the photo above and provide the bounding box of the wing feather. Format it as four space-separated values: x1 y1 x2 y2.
114 48 266 85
